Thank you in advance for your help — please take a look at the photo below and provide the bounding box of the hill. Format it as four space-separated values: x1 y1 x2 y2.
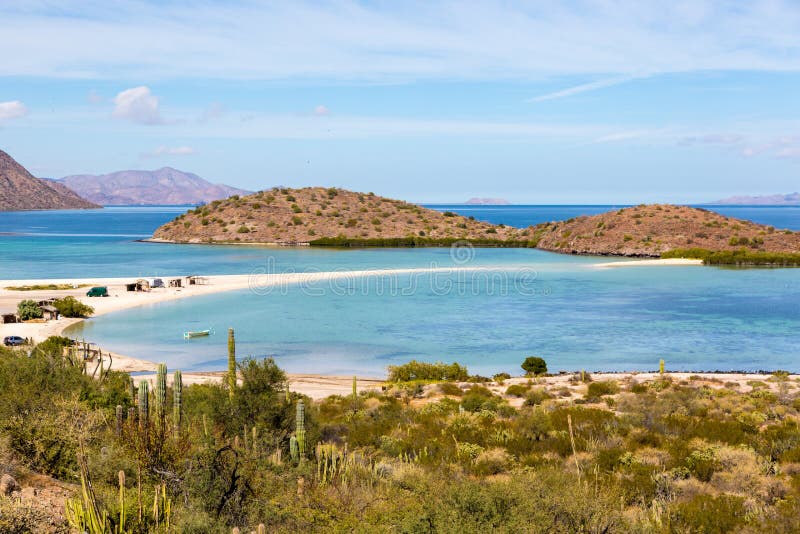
152 187 530 245
0 149 99 211
57 167 251 206
532 204 800 257
710 192 800 205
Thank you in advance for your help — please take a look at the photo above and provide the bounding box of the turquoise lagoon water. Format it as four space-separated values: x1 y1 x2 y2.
3 205 800 375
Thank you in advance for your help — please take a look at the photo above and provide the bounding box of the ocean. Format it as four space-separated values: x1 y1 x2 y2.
2 205 799 375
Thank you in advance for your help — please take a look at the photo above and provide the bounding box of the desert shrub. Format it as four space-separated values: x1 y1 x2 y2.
523 388 553 406
438 382 463 396
236 225 250 233
53 296 94 318
493 372 511 382
521 356 547 375
668 494 748 533
586 380 620 399
16 299 42 320
387 360 469 382
33 335 72 357
505 384 530 397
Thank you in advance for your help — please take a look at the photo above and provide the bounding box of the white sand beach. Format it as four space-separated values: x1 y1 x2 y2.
593 258 703 268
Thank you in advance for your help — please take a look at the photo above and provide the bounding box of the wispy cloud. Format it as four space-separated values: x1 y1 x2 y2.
313 105 330 116
0 100 28 121
112 86 163 125
528 75 643 103
3 2 800 81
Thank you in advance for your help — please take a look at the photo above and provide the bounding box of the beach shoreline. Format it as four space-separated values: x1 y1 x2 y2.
3 265 789 399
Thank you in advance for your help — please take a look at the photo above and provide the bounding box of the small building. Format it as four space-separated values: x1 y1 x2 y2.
125 279 151 292
40 305 59 321
168 278 183 288
151 278 164 289
37 298 56 307
186 275 209 286
0 313 17 324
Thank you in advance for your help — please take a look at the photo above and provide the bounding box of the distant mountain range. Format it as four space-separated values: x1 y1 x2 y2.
710 193 800 205
0 149 99 211
463 197 511 205
56 168 251 206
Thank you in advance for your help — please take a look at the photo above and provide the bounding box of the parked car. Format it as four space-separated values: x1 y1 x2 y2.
3 335 25 346
86 286 108 297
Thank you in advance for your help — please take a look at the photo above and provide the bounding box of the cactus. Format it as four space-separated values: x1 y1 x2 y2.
138 380 149 427
115 405 123 437
173 370 183 434
252 426 258 454
659 359 665 375
154 363 167 421
129 377 136 404
296 400 306 457
257 524 266 534
289 435 299 463
227 328 236 398
118 470 126 531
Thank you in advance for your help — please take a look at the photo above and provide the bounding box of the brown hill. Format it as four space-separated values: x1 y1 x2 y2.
532 204 800 257
0 150 99 211
152 187 528 245
57 167 251 206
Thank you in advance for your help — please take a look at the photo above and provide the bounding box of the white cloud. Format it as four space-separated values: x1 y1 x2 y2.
3 2 800 81
112 86 163 125
528 75 643 102
0 100 28 120
142 145 195 158
313 105 330 116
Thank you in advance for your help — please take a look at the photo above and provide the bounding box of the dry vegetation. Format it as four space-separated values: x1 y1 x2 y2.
153 187 529 245
533 204 800 257
4 340 800 532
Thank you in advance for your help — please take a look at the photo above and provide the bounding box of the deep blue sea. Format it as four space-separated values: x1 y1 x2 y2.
2 205 799 375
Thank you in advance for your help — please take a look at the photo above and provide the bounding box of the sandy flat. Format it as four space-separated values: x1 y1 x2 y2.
593 258 703 268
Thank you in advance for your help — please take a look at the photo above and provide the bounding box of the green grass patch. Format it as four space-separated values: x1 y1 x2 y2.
662 248 800 266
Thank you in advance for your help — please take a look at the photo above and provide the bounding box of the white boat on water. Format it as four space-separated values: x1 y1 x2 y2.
183 329 212 339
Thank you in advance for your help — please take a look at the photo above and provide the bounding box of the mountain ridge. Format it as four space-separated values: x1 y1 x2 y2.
57 167 251 206
0 149 99 211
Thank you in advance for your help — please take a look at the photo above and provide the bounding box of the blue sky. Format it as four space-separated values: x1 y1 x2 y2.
1 1 799 203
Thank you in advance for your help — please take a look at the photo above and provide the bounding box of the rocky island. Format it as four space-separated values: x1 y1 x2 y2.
532 204 800 264
152 187 532 246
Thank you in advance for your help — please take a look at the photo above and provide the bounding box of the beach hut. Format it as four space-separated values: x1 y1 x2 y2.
126 279 151 292
0 313 17 324
151 278 164 289
186 275 209 286
168 278 183 288
40 305 59 321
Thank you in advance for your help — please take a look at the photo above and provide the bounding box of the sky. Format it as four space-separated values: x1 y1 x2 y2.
1 1 799 204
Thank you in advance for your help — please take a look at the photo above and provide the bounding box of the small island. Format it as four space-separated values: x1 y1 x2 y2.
532 204 800 264
152 187 532 246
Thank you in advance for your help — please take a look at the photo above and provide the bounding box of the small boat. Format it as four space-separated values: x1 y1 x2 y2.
183 329 212 339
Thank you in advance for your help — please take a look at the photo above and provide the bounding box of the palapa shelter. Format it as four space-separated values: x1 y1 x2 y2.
40 305 59 321
186 275 209 286
168 278 183 288
125 279 151 292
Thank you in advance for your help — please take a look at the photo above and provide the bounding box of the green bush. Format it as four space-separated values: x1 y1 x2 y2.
521 356 547 375
505 384 530 397
586 381 619 399
387 360 469 382
16 299 42 320
53 296 94 318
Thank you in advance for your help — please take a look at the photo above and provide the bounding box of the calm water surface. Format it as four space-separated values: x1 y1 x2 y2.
2 205 799 375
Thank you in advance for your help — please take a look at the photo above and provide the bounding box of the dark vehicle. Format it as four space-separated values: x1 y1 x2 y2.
3 336 25 346
86 286 108 297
